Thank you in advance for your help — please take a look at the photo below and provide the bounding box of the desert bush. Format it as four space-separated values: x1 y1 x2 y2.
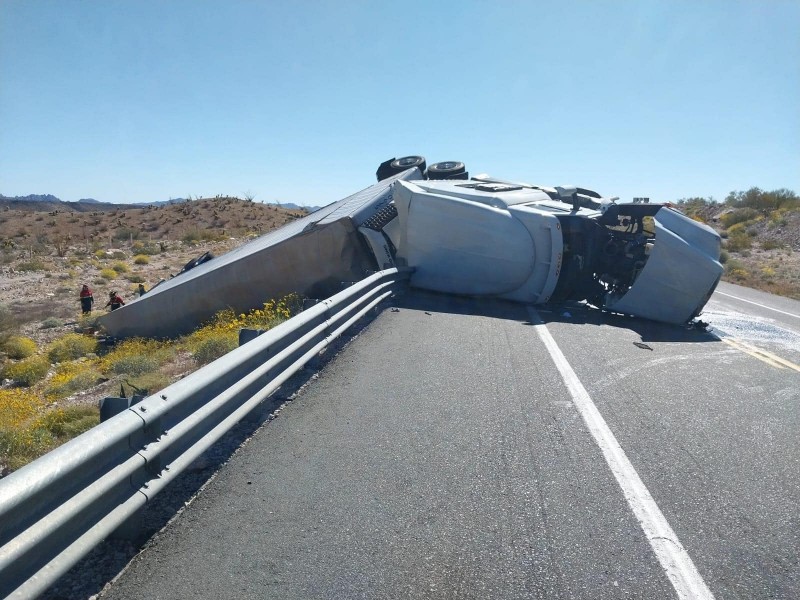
100 268 117 280
4 336 37 359
0 388 42 429
16 259 48 272
0 304 15 345
131 241 161 255
110 250 127 260
182 229 223 245
44 363 103 400
124 371 171 396
726 222 747 235
191 333 238 364
1 404 99 470
725 232 752 252
2 355 50 387
718 250 729 264
36 406 99 438
126 274 145 283
133 254 150 265
77 312 101 329
761 239 783 251
112 262 129 273
47 333 98 363
112 227 142 242
41 317 62 329
720 208 760 228
94 249 107 259
100 338 173 377
182 294 300 364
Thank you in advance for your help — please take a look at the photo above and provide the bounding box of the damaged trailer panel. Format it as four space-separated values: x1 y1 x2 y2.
98 156 723 339
98 167 422 339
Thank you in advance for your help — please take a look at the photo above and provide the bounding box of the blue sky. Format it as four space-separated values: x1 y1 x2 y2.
1 0 797 205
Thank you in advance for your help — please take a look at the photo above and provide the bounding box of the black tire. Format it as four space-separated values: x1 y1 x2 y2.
426 161 467 180
376 155 426 181
390 156 426 172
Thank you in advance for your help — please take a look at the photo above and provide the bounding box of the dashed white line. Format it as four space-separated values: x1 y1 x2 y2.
715 291 800 320
528 307 715 600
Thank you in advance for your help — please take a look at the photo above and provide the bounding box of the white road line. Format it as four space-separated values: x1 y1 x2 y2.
715 291 800 320
528 308 715 600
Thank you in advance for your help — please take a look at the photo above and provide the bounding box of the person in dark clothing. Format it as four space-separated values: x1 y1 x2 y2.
105 291 125 311
79 284 94 314
138 283 146 297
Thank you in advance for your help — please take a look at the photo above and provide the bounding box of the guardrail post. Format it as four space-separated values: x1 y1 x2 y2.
302 298 321 311
99 394 145 422
238 328 266 346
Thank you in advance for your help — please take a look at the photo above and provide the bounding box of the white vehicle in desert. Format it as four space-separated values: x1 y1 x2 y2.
99 156 723 338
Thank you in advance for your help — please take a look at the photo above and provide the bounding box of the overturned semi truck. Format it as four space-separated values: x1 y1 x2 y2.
98 156 723 338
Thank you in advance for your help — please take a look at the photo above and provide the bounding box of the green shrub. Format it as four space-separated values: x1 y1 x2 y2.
4 336 37 359
131 241 161 255
0 427 55 471
133 254 150 265
720 208 760 228
100 339 173 377
726 232 752 252
761 239 783 251
47 333 98 363
124 371 171 396
2 355 50 387
0 388 42 429
94 249 107 259
112 262 129 273
192 334 237 365
182 229 222 244
41 317 62 329
16 259 48 272
1 405 100 470
99 268 117 280
112 227 141 242
105 353 160 376
126 274 145 283
0 304 15 346
44 364 103 400
36 406 100 438
718 249 729 264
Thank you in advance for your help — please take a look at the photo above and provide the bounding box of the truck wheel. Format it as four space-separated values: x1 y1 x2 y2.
390 156 426 172
426 161 467 180
376 155 426 181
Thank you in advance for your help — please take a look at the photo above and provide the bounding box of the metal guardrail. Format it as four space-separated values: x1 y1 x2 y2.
0 268 409 599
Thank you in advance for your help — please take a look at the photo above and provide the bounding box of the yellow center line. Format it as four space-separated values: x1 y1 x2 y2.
722 338 800 373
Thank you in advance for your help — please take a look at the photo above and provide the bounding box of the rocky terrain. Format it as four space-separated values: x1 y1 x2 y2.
0 196 306 336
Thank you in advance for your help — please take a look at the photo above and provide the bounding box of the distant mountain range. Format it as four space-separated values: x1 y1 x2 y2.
0 194 322 212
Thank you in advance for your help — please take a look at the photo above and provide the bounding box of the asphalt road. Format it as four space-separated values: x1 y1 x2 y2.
101 285 799 600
